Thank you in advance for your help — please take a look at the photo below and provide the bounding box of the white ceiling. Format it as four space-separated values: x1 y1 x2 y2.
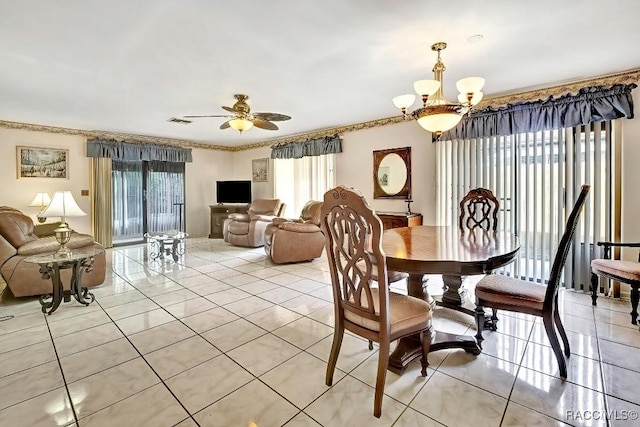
1 0 640 147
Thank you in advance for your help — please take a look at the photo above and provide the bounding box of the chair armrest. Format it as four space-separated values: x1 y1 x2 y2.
271 217 289 226
596 241 640 260
278 222 321 233
251 214 278 223
228 213 250 222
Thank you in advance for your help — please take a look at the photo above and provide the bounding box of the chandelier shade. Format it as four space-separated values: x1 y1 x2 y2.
393 42 485 138
229 118 254 133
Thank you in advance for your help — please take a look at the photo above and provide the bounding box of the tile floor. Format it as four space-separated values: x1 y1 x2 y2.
1 238 640 427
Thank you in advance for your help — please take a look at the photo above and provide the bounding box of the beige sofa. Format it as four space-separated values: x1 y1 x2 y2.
264 201 325 264
0 206 106 297
224 199 284 247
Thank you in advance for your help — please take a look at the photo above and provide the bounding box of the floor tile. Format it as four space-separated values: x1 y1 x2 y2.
306 334 377 373
502 401 571 426
245 305 302 331
145 335 221 380
102 298 159 321
0 387 74 427
261 351 346 409
282 412 322 427
163 297 217 318
114 308 176 335
599 339 640 372
305 375 405 426
201 318 267 352
227 334 300 376
60 337 139 384
0 311 46 335
54 322 124 358
258 287 304 304
272 317 333 349
79 384 188 427
181 307 239 334
438 351 518 398
222 295 274 316
47 309 112 338
68 358 160 419
280 295 331 315
510 367 606 427
128 320 195 354
393 408 443 427
602 363 640 406
0 361 64 411
194 379 299 427
237 279 281 295
0 339 57 379
0 324 51 353
165 354 252 414
204 288 252 305
606 395 640 427
409 371 507 427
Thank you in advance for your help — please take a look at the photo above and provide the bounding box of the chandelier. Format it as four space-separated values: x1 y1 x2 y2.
393 42 485 138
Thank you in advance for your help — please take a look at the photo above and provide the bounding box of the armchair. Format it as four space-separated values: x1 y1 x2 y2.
264 201 324 264
591 241 640 325
224 199 284 247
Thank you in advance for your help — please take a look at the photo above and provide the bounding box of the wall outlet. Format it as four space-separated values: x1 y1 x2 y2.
81 190 89 196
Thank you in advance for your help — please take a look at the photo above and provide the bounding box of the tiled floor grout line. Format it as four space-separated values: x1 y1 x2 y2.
43 312 80 427
93 298 202 427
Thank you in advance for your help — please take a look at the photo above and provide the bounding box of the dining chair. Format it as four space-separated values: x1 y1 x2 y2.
473 184 590 379
591 241 640 325
320 185 433 418
459 188 500 232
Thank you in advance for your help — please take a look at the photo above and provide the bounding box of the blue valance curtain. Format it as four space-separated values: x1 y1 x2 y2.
271 135 342 159
87 138 193 163
442 83 636 140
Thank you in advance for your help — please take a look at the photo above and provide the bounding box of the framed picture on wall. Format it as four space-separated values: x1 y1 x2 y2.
252 158 269 182
16 146 69 179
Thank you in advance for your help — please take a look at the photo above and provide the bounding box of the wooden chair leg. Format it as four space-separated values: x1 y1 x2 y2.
490 308 499 331
474 304 485 347
543 314 567 379
553 299 571 357
630 285 640 325
373 340 390 418
419 328 433 376
590 272 599 306
326 324 344 386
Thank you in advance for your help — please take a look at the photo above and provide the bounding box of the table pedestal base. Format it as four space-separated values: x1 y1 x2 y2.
388 273 481 374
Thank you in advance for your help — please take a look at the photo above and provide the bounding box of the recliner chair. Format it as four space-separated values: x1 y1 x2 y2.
224 199 284 247
264 201 324 264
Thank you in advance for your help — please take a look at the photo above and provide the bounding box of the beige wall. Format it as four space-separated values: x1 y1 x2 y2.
186 148 234 237
0 128 92 234
337 120 437 224
232 146 274 200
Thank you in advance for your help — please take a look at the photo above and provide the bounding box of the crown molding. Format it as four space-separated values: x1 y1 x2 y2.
3 68 638 153
476 67 640 109
0 119 236 151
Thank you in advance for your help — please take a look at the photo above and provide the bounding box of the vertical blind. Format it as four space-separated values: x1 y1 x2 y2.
436 120 616 292
274 154 336 217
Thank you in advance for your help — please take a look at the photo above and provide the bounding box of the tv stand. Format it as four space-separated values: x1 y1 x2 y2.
209 204 249 238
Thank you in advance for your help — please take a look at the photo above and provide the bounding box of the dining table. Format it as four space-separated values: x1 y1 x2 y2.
381 225 520 374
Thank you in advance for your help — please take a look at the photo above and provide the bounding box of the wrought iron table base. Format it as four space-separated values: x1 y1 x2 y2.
148 238 186 262
37 257 96 315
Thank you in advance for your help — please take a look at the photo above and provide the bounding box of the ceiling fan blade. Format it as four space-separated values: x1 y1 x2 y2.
220 120 231 130
252 118 279 130
183 115 233 118
253 112 291 122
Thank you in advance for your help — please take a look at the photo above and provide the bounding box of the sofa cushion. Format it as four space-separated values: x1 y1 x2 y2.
18 234 96 256
249 199 281 215
228 221 249 235
0 211 38 248
300 201 323 225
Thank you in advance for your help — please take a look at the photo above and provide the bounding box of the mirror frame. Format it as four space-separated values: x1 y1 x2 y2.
373 146 411 199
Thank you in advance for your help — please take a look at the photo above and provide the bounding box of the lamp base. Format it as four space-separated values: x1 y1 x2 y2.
54 223 73 258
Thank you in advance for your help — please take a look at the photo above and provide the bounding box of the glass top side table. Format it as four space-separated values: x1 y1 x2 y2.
144 231 188 262
24 247 105 315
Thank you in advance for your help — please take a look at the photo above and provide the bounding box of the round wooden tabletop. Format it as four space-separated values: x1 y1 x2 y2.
382 225 520 276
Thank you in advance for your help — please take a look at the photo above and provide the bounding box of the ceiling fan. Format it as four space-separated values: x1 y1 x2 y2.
175 94 291 133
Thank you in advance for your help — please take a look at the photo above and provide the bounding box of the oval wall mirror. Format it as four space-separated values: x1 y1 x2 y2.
373 147 411 199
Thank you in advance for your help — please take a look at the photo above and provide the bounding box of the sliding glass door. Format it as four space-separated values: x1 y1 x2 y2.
112 160 185 245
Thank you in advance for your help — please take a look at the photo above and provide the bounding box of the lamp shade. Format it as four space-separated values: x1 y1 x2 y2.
392 94 416 110
29 192 51 208
40 191 86 222
413 79 441 97
417 112 463 134
456 77 485 94
229 118 253 132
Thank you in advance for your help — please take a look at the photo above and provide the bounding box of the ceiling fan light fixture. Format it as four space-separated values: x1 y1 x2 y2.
229 118 254 133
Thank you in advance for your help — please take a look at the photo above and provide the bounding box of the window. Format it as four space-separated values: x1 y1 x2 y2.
437 121 618 291
274 154 336 217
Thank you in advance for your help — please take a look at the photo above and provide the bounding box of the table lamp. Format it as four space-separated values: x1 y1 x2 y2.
29 192 51 223
39 191 86 257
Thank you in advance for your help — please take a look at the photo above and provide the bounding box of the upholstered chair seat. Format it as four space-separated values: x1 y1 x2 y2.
475 275 547 311
592 259 640 282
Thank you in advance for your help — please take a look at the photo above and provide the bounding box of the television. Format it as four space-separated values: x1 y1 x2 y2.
216 180 252 204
